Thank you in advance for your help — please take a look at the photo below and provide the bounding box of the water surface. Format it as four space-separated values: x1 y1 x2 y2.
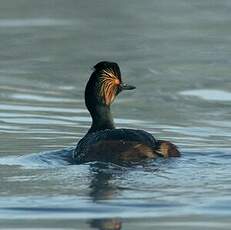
0 0 231 229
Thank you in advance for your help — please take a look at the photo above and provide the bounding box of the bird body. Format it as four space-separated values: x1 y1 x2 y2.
74 61 180 164
74 128 158 163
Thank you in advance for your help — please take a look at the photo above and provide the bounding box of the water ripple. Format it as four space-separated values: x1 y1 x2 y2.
180 89 231 102
0 19 76 27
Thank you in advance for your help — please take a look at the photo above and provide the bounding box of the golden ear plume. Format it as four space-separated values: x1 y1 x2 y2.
98 68 120 105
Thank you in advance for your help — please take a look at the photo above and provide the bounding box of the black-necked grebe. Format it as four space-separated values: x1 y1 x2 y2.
73 61 180 164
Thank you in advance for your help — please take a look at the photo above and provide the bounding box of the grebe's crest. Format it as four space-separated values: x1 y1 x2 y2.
94 62 121 105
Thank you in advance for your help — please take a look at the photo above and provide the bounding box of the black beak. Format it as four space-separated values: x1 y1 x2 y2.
120 83 136 90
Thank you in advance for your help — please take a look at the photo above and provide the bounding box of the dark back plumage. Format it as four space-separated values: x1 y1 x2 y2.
74 129 157 163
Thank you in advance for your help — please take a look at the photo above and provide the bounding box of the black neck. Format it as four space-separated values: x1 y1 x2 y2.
84 70 116 134
87 105 115 134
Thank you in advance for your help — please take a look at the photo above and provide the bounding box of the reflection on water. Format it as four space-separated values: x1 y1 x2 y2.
90 219 121 230
89 165 122 230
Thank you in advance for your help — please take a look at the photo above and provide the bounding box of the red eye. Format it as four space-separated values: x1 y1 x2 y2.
114 79 120 85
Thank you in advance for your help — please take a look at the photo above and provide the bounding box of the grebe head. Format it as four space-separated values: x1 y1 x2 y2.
85 61 135 108
84 61 135 133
